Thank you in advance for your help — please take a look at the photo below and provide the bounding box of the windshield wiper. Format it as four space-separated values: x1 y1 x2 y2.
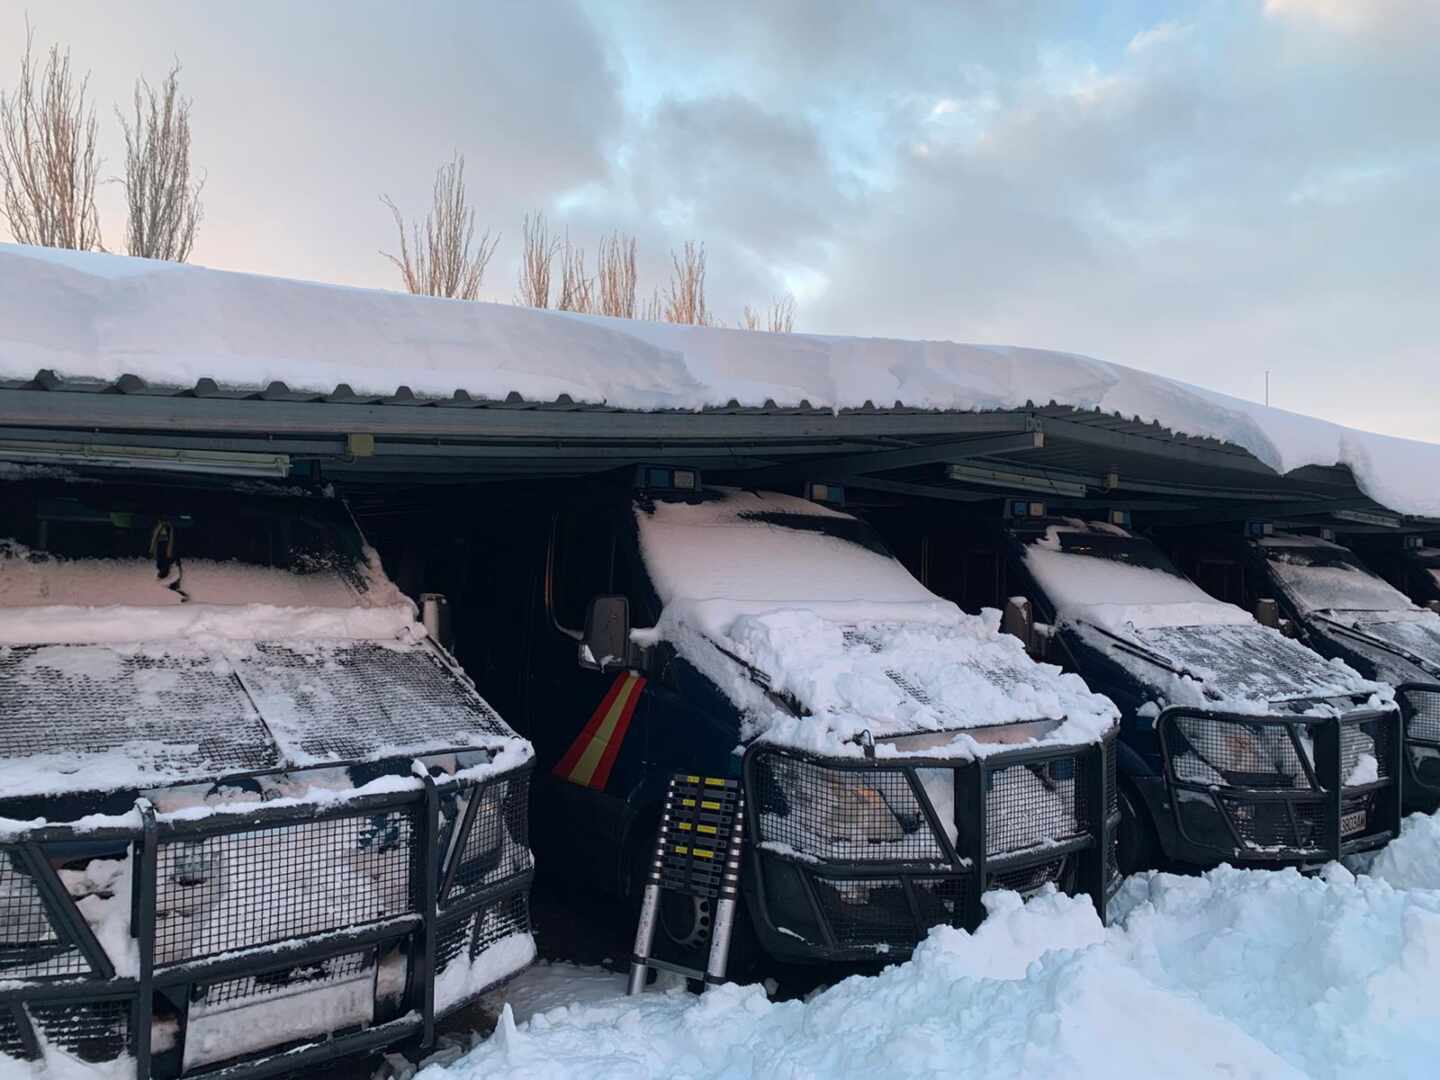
1078 620 1208 683
705 638 807 717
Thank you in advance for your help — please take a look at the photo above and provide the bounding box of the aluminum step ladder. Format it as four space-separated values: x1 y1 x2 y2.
627 773 746 994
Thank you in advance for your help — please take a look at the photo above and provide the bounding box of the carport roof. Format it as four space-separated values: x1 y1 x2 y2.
2 243 1438 525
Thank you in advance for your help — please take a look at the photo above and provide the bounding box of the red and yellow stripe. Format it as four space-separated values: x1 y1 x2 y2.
553 671 647 790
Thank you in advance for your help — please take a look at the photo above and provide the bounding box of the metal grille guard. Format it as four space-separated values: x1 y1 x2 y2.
1397 683 1440 800
0 753 534 1080
741 730 1119 963
1157 705 1402 863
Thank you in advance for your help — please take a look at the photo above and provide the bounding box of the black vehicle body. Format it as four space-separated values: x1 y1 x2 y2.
1164 528 1440 809
411 477 1119 969
0 478 535 1079
870 509 1403 873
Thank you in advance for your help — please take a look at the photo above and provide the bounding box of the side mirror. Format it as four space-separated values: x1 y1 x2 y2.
1001 596 1038 658
1254 598 1281 629
580 594 630 673
420 592 453 651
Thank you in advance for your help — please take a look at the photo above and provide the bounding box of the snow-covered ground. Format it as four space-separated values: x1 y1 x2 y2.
421 811 1440 1080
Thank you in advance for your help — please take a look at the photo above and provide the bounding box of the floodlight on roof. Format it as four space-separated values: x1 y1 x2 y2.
1004 499 1047 520
1107 509 1132 529
0 440 291 478
634 464 700 492
1246 520 1274 538
805 481 845 506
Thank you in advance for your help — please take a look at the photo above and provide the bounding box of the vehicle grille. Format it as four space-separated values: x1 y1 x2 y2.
154 808 419 966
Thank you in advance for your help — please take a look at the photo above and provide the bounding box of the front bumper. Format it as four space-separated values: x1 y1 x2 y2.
740 731 1119 965
1397 684 1440 808
1155 706 1402 866
0 754 534 1079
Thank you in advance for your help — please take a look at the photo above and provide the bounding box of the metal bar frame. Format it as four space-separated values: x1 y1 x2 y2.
739 730 1116 964
1156 706 1401 863
1396 683 1440 801
0 758 535 1080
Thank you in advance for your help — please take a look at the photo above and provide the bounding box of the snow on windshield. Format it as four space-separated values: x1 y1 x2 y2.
635 491 1117 754
0 546 377 610
1022 525 1250 632
1261 535 1416 614
7 244 1440 519
636 489 951 635
1022 526 1378 708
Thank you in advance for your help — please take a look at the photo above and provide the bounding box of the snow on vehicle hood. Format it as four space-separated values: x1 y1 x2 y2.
635 491 1117 755
0 547 527 802
1022 526 1385 712
3 244 1440 518
1122 622 1385 712
0 633 526 801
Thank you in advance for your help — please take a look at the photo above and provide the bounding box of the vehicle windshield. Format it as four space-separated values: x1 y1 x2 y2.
1021 525 1246 631
636 488 944 621
1261 540 1414 615
1133 622 1359 703
0 479 373 608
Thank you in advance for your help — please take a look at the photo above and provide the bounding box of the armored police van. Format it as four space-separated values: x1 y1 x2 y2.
432 470 1120 970
1163 528 1440 807
870 506 1402 876
0 475 535 1078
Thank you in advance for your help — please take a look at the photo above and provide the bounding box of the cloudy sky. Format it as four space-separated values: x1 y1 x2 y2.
3 1 1436 440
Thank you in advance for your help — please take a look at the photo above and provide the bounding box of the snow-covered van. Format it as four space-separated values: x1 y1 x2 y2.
453 471 1120 969
1164 529 1440 808
0 477 535 1078
872 508 1402 875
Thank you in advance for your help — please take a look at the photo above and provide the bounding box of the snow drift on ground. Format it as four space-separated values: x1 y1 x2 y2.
3 244 1438 517
633 490 1117 755
425 812 1440 1080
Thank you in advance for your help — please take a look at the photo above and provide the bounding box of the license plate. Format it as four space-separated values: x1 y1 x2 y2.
1341 810 1368 836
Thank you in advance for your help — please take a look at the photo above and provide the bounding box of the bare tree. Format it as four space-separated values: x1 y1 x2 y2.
555 234 593 313
118 63 203 261
661 241 710 326
381 153 498 299
743 294 797 332
0 25 102 249
515 210 560 307
595 231 637 318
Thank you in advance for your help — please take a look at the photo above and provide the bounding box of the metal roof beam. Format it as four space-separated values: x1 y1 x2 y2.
733 428 1045 486
1142 496 1379 526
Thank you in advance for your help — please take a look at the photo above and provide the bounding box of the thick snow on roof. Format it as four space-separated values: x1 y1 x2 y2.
418 814 1440 1080
635 490 1117 753
1022 524 1251 632
3 244 1439 517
